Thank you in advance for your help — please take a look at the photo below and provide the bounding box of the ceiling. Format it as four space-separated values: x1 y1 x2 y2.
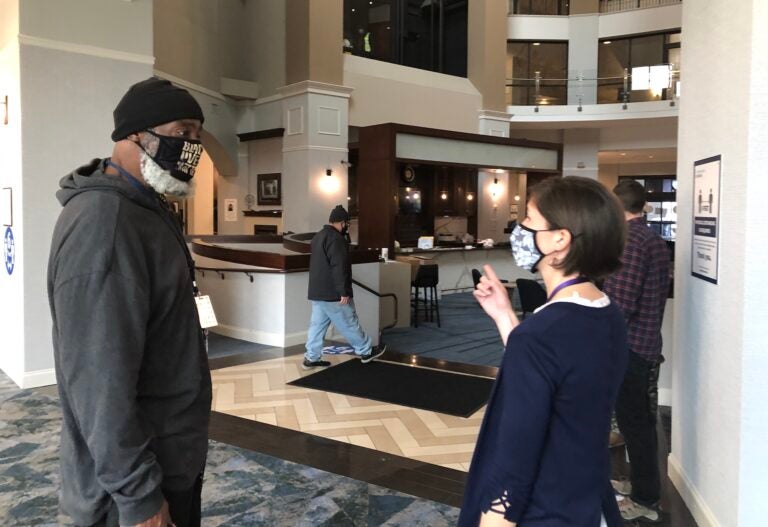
598 147 677 165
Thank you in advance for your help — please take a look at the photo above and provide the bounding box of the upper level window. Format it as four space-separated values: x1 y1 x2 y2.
343 0 468 77
598 31 681 104
510 0 570 15
506 41 568 106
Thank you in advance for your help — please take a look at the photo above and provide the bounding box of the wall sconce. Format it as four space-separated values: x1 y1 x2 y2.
490 177 500 198
440 191 448 200
514 194 521 202
467 192 474 201
319 169 339 193
1 96 7 125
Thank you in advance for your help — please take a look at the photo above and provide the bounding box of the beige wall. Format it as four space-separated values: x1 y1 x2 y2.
0 0 18 48
187 151 215 235
286 0 342 86
344 55 481 132
468 0 507 112
570 0 599 15
248 0 286 97
154 0 220 92
20 0 153 56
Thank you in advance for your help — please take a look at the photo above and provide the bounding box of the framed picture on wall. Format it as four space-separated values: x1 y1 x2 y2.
257 173 281 205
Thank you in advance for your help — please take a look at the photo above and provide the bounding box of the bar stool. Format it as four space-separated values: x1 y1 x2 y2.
412 264 440 327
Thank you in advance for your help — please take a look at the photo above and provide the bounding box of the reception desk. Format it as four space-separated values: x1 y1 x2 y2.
396 244 538 294
190 235 406 348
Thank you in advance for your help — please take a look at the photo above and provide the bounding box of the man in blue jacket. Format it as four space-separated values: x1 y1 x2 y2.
303 205 386 369
48 78 210 527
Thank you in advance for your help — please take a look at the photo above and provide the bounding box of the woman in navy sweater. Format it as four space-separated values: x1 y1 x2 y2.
459 177 628 527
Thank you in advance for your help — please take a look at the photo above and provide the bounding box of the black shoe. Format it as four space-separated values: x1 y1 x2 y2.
302 359 331 370
360 344 387 364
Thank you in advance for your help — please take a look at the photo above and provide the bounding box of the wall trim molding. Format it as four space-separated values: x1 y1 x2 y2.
21 368 57 389
213 324 307 349
280 80 354 100
153 70 227 102
479 109 513 122
282 145 349 154
667 453 721 527
18 34 154 65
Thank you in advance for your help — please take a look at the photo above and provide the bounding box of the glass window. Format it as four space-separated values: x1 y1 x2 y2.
512 0 569 15
344 0 468 77
597 40 629 103
507 41 568 106
344 0 395 62
598 31 680 104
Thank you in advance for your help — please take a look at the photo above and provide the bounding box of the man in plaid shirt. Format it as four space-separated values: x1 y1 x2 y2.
603 180 671 523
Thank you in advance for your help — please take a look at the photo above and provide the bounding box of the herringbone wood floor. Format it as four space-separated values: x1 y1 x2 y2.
211 355 485 471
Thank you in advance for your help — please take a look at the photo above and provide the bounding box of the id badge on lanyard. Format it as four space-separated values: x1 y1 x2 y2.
194 294 218 329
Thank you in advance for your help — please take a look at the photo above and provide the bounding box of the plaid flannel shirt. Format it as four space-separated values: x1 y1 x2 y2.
603 217 671 361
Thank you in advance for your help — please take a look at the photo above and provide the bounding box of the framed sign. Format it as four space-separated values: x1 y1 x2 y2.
224 199 238 222
257 173 281 206
691 155 722 284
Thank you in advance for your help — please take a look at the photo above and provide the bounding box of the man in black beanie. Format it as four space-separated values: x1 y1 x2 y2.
48 77 210 527
304 205 386 369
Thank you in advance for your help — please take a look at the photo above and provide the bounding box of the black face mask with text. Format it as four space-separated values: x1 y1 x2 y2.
143 129 204 182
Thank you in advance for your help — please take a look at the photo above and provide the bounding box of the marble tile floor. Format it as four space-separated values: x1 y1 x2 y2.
0 372 459 526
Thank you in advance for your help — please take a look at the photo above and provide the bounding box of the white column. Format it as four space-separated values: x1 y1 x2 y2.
568 15 599 106
670 0 768 525
562 128 600 180
280 81 353 234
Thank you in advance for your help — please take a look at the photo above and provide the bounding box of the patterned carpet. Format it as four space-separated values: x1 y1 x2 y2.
0 372 459 526
382 292 511 367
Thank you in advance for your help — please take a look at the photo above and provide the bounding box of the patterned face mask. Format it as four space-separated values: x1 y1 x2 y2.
510 223 552 272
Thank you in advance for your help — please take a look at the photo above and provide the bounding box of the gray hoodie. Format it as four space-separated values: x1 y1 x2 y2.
47 159 211 525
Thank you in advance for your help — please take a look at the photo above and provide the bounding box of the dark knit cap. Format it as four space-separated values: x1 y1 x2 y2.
329 205 350 223
111 77 204 141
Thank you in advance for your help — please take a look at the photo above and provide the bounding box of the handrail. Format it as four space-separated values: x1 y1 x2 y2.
195 266 305 279
352 278 399 332
599 0 681 13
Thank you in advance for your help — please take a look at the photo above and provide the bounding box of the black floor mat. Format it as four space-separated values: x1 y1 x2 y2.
288 359 494 418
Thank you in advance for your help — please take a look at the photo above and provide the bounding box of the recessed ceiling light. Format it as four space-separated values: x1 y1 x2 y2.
603 41 612 45
620 152 627 156
532 42 541 46
649 155 654 158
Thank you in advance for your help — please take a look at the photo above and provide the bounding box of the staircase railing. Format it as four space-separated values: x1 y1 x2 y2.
352 279 399 331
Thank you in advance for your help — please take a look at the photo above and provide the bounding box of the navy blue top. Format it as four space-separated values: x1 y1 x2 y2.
459 301 628 527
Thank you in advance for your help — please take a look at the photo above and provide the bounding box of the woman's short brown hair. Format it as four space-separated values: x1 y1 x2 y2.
528 176 626 281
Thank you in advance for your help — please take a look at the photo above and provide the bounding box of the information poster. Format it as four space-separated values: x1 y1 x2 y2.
691 155 722 284
224 199 238 222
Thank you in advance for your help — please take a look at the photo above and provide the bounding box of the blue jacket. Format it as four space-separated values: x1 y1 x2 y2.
459 301 628 526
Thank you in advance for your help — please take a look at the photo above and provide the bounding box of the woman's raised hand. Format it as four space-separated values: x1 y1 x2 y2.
473 264 519 344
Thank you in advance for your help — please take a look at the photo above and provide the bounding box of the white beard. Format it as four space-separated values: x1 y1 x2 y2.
139 151 195 198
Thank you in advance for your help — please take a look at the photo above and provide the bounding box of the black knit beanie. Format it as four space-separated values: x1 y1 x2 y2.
111 77 204 141
329 205 350 223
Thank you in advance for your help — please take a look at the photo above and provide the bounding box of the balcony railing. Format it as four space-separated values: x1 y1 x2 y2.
508 0 570 16
599 0 681 13
506 67 680 109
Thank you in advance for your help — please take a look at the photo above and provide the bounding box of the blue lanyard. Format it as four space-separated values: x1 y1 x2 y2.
547 276 589 301
106 160 155 198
